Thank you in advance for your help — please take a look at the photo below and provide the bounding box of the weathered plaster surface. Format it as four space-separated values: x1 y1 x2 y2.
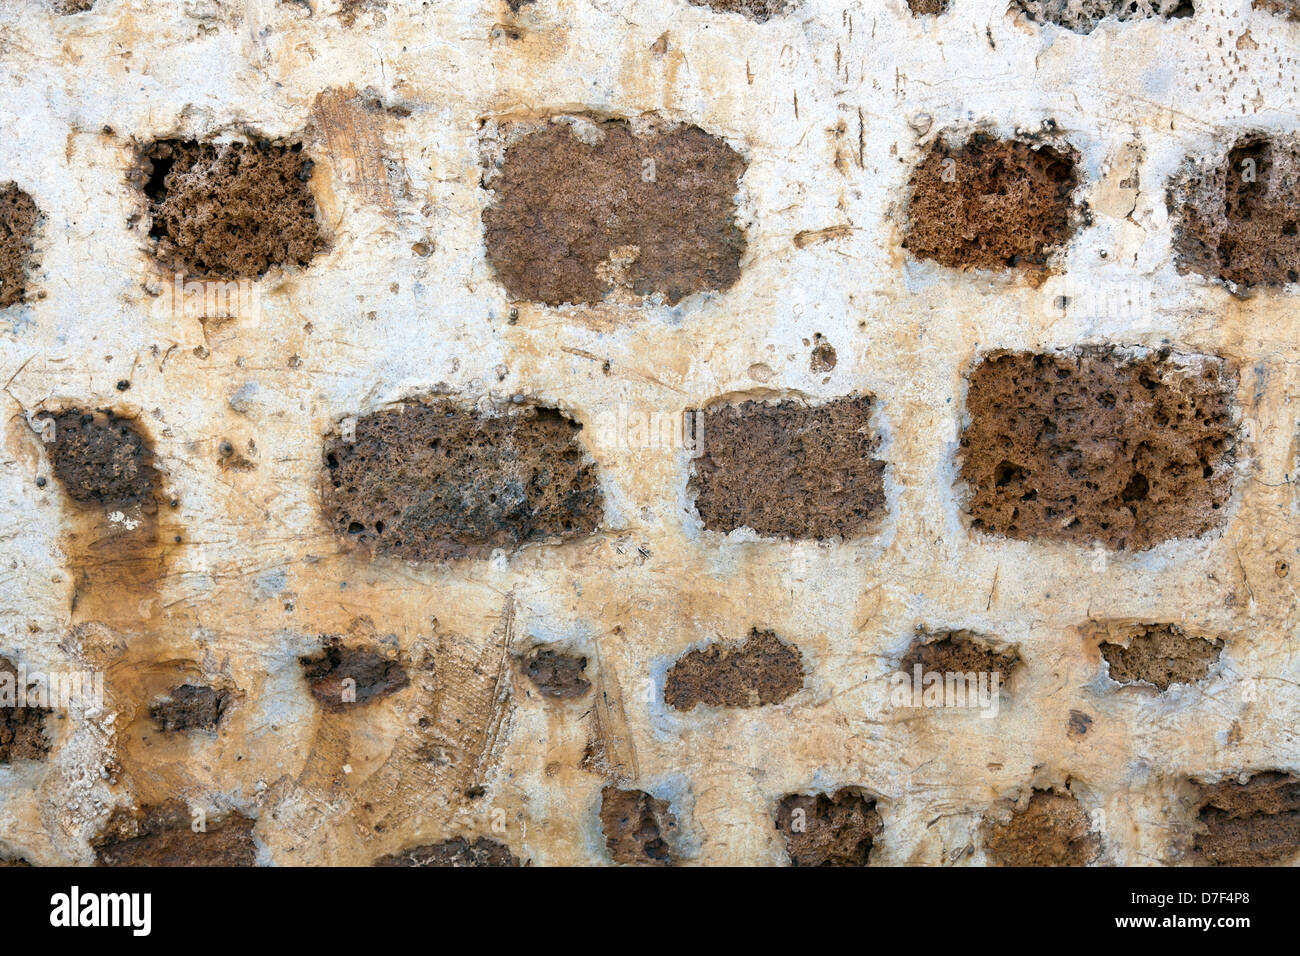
0 0 1296 865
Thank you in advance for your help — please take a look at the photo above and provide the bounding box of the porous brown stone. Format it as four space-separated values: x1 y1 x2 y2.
1254 0 1299 20
903 133 1080 273
373 837 521 866
985 789 1101 866
521 648 590 699
149 684 230 732
0 657 50 764
94 800 257 867
299 638 409 710
775 788 882 866
322 399 603 562
1170 133 1300 290
688 395 886 540
36 409 158 507
960 347 1238 551
600 787 676 865
1012 0 1192 32
899 630 1021 678
664 629 804 710
0 182 39 308
686 0 796 19
137 138 326 279
1099 624 1224 690
1192 772 1300 865
483 118 746 306
338 0 387 25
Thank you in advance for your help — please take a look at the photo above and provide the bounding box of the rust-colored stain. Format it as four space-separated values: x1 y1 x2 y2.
313 88 395 212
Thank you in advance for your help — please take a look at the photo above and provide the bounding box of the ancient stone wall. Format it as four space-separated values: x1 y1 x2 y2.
0 0 1297 866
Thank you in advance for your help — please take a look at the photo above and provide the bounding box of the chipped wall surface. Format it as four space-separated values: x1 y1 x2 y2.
0 0 1297 867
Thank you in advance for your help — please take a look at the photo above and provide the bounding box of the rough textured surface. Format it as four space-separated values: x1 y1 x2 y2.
1099 624 1224 690
1170 134 1300 291
322 399 602 562
521 648 590 699
373 836 521 867
299 638 409 711
775 789 883 866
482 118 746 306
137 139 325 279
600 787 676 865
664 629 804 710
985 790 1101 866
899 630 1021 678
904 134 1080 273
1254 0 1299 19
93 801 257 867
1192 772 1300 866
338 0 388 27
688 395 886 540
0 182 38 309
148 684 229 732
907 0 951 14
809 333 837 372
35 408 158 507
0 0 1297 871
960 347 1238 551
52 1 96 13
687 0 796 19
0 657 49 763
1012 0 1193 32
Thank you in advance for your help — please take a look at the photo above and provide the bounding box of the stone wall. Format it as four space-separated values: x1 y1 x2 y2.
0 0 1297 866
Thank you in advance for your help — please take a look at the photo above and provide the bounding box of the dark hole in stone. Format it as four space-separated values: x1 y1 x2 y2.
1121 472 1149 502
